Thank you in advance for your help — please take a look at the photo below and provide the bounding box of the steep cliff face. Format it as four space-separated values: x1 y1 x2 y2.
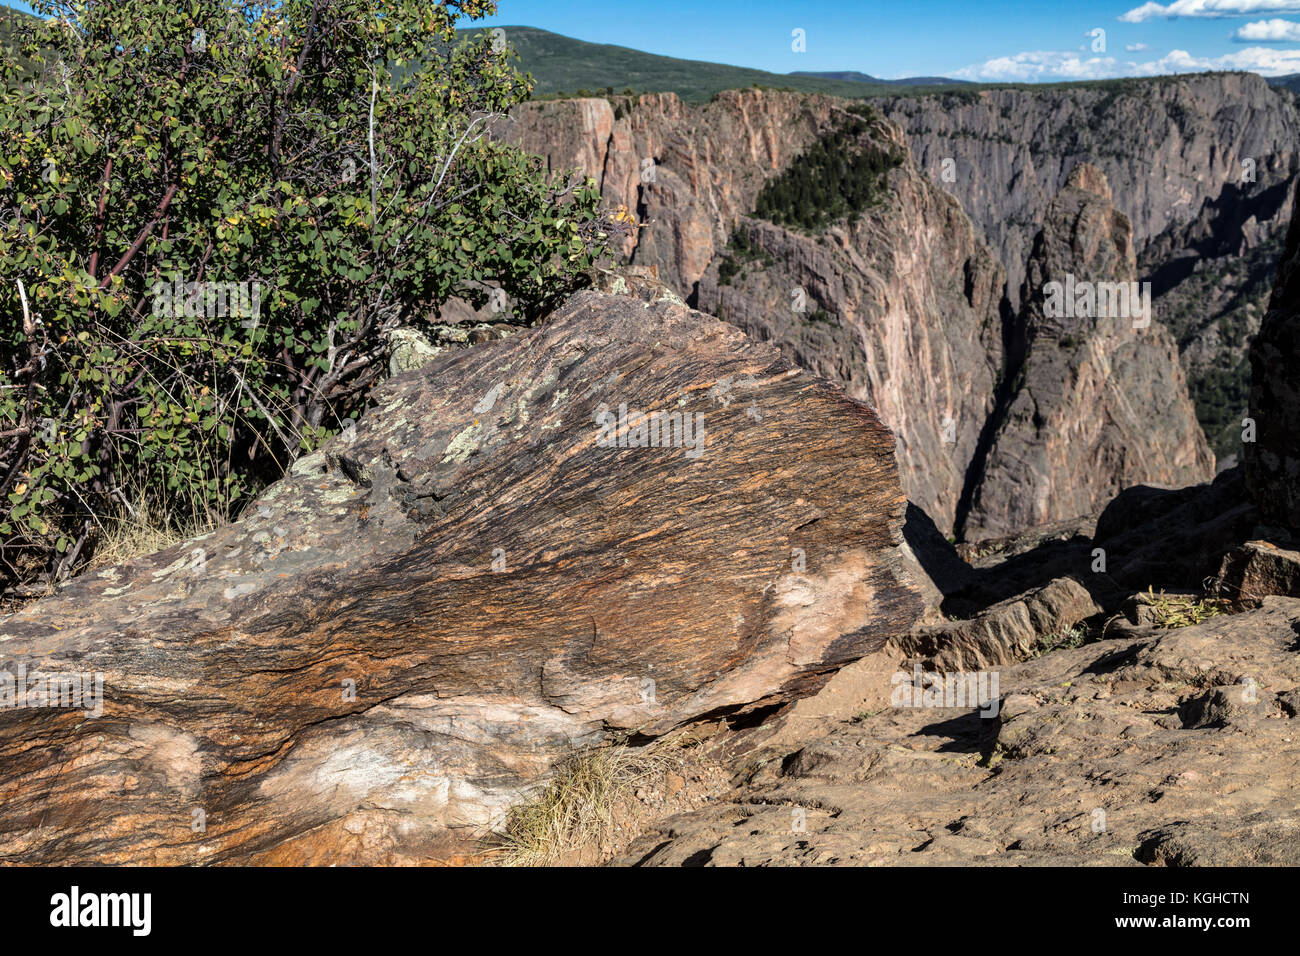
694 132 1007 533
877 74 1299 458
1247 187 1300 531
498 90 838 297
499 93 1005 533
962 166 1215 538
877 74 1298 305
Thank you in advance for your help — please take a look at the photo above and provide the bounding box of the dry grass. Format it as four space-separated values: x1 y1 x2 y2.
488 736 700 867
1144 587 1230 629
3 489 219 610
84 491 219 574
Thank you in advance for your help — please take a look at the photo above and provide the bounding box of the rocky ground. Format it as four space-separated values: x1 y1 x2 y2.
566 488 1300 867
608 594 1300 867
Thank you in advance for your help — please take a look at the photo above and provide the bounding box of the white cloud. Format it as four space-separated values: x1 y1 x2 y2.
1121 1 1300 22
1234 16 1300 37
1144 44 1300 72
951 51 1120 82
1126 42 1150 50
954 44 1300 80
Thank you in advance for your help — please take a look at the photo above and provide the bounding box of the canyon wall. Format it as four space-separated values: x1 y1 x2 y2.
500 90 834 295
962 165 1214 538
877 73 1300 457
1247 176 1300 531
878 74 1297 303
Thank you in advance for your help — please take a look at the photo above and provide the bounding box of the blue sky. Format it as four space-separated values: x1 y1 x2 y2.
7 1 1300 81
473 0 1300 80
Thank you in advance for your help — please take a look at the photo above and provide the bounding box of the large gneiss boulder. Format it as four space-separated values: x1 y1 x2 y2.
1247 195 1300 532
0 291 927 864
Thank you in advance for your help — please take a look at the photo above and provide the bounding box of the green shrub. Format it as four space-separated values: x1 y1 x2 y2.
0 0 612 587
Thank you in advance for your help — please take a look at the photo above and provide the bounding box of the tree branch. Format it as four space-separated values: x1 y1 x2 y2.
98 183 178 289
87 156 112 280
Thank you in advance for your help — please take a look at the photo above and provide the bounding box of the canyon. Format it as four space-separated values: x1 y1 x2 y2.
878 75 1299 460
498 75 1281 538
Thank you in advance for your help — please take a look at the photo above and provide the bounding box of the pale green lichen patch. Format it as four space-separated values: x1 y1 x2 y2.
151 556 189 580
290 451 328 478
258 484 287 504
441 423 483 464
521 366 559 402
104 585 132 596
320 486 356 505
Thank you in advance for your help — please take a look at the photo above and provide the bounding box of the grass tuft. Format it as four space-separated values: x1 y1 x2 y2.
84 488 221 573
1032 624 1090 658
489 737 696 867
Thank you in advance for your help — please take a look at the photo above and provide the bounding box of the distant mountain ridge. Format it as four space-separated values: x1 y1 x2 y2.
468 25 1298 109
462 26 976 101
791 70 971 87
1268 73 1300 95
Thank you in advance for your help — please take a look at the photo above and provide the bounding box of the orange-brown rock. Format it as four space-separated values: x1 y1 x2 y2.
0 291 927 864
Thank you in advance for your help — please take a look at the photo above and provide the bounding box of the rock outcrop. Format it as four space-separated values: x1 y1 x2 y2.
961 166 1215 539
0 291 929 865
1214 539 1300 601
1247 193 1300 531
